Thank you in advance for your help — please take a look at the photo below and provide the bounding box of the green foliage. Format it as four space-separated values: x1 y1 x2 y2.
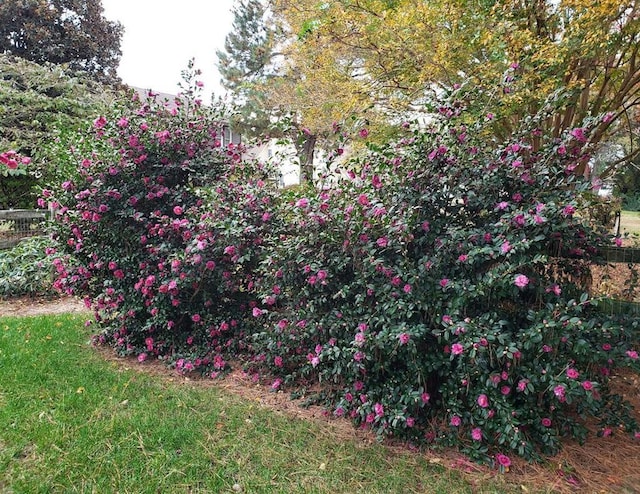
0 54 118 208
0 0 123 83
0 237 59 297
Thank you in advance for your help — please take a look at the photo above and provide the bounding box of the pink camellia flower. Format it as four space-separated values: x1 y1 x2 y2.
582 380 593 391
439 278 450 288
477 394 489 408
398 332 410 345
451 343 464 355
173 205 183 215
541 417 552 427
191 314 201 323
117 117 129 128
501 241 512 254
458 254 468 262
93 115 107 129
514 274 529 288
627 350 639 359
496 201 509 210
403 284 412 294
137 353 147 363
450 415 461 427
357 194 369 206
406 417 415 427
501 386 511 395
496 453 511 469
271 379 282 390
376 236 388 248
471 428 483 441
553 385 566 401
562 204 576 217
570 127 587 142
546 284 561 296
359 128 369 138
295 198 309 208
274 356 283 367
252 307 263 317
566 368 579 379
374 402 384 417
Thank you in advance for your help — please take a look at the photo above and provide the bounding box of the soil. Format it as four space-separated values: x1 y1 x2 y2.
0 294 89 317
2 294 640 493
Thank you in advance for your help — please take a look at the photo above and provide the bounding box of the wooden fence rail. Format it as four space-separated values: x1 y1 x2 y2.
0 209 50 250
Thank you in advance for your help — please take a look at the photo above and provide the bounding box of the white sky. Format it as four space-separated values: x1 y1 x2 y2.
101 0 235 99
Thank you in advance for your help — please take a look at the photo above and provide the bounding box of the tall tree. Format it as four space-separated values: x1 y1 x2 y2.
217 0 319 183
271 0 640 176
0 0 123 83
0 54 117 207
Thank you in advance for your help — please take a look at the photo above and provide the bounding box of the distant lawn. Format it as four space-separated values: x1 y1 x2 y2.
621 210 640 239
0 314 520 493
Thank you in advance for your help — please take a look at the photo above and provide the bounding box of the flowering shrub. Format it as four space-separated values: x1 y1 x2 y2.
45 71 279 374
0 150 31 170
250 96 640 464
46 71 640 466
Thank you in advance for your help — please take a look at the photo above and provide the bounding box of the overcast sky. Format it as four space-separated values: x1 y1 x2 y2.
101 0 235 99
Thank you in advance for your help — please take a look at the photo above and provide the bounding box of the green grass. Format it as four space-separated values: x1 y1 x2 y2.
0 314 521 493
621 210 640 239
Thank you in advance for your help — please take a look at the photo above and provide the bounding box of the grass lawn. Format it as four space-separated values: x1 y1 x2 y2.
0 314 522 493
620 210 640 240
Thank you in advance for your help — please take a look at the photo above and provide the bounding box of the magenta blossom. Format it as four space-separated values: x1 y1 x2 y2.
471 428 483 441
398 332 410 345
514 274 529 288
477 394 489 408
451 343 464 355
495 454 511 469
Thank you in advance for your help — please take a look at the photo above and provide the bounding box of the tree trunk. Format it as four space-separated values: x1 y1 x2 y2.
298 133 317 184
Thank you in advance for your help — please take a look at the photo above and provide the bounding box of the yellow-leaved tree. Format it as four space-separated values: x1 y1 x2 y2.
268 0 640 176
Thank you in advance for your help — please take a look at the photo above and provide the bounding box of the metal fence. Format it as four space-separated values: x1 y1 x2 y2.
0 209 50 250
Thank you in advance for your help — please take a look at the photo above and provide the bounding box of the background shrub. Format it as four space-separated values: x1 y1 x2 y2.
0 236 59 297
